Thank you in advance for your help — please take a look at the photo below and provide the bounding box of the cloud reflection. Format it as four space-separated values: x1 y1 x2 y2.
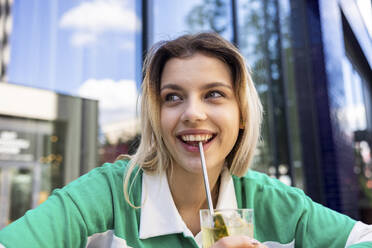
78 78 139 125
59 0 140 46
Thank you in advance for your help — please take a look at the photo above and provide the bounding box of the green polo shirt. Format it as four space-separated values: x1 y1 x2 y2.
0 160 371 247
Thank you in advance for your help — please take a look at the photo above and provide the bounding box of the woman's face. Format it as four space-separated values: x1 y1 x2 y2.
159 53 240 175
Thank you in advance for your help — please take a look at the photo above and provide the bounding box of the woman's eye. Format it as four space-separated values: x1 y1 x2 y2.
206 91 223 98
165 93 181 102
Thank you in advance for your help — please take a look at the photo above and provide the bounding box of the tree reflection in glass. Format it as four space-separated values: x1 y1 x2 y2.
153 0 232 43
237 0 294 182
186 0 229 34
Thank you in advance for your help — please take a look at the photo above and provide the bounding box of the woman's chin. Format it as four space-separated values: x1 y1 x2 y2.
173 160 203 175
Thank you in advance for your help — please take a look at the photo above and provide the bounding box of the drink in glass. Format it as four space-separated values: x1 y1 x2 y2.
200 209 254 248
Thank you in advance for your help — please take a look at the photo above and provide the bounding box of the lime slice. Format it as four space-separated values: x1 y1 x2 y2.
213 212 229 241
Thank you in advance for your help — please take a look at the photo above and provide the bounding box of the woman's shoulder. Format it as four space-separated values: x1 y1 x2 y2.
61 158 140 192
98 158 131 175
88 158 140 177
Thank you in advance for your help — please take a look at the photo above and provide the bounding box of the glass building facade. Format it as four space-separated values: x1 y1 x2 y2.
0 0 371 226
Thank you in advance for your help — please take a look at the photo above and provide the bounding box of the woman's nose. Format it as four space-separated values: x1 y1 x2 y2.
180 98 207 124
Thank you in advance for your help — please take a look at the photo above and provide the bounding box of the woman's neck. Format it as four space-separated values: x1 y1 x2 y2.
167 165 222 235
167 166 221 208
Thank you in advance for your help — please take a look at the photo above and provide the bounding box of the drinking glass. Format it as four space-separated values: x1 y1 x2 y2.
200 208 254 248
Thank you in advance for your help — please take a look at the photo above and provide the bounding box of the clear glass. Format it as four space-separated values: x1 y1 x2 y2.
152 0 233 43
9 168 32 223
236 0 303 187
200 209 254 248
8 0 142 163
237 0 281 175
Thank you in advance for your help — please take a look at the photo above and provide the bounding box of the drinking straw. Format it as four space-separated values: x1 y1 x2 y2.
198 141 215 216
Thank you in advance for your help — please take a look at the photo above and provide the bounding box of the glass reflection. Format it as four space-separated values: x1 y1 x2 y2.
0 117 65 228
9 168 32 223
152 0 233 43
8 0 142 163
237 0 293 184
237 0 276 175
343 55 372 218
342 57 367 131
278 0 303 188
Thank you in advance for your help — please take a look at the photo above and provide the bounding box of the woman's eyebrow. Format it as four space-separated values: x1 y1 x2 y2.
160 84 182 91
202 82 233 90
160 82 232 91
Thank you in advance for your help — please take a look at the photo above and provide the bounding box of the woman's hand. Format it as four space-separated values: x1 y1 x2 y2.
211 236 268 248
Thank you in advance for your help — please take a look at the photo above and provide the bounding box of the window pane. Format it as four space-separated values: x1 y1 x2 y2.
278 0 303 188
9 168 32 223
8 0 142 163
237 0 296 185
152 0 233 43
238 0 274 176
343 55 372 215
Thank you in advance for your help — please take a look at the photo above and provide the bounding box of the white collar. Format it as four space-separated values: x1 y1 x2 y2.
139 167 237 246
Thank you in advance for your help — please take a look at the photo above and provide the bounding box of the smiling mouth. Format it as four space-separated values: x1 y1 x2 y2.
178 134 216 147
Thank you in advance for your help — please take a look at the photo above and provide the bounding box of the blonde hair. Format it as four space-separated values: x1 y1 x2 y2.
121 32 263 206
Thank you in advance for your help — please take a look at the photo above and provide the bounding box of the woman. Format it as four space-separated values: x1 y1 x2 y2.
0 33 371 248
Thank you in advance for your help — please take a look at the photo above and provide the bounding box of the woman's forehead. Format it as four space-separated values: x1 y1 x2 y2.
159 53 233 87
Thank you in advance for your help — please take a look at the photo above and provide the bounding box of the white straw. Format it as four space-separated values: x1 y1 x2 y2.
198 141 214 216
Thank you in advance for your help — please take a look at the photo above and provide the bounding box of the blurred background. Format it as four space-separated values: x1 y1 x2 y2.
0 0 371 228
